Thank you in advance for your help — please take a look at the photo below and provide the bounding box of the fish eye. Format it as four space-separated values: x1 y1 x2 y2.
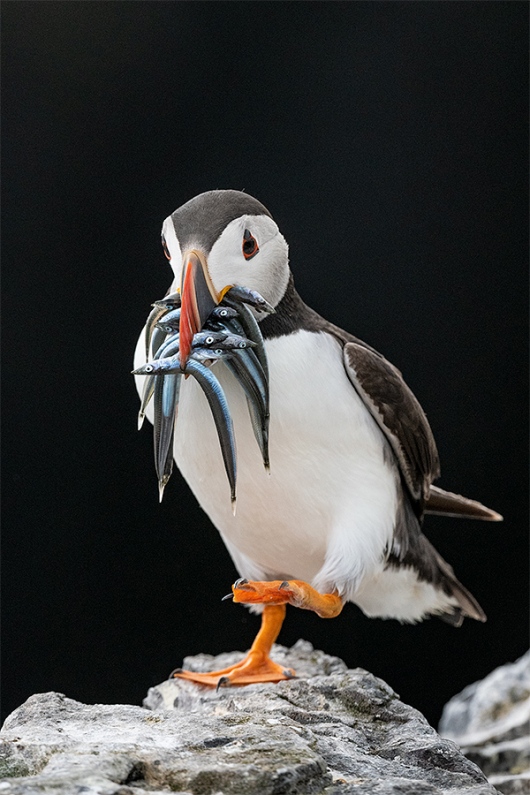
238 341 247 348
145 364 153 372
161 236 171 260
214 349 223 355
242 229 259 260
205 336 214 344
220 309 228 317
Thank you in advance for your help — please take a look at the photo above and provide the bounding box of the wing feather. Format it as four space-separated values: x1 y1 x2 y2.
343 341 440 503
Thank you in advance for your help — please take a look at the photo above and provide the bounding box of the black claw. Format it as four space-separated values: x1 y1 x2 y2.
169 668 182 678
216 676 230 692
234 577 249 587
279 581 290 590
282 669 295 679
221 592 234 601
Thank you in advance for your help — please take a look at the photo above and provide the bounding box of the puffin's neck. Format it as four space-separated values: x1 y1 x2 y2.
259 272 326 340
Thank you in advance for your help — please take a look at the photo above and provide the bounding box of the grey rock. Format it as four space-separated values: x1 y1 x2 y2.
1 640 496 794
439 650 530 795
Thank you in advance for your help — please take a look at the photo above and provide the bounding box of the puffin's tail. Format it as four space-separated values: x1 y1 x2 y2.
428 540 488 627
425 485 503 522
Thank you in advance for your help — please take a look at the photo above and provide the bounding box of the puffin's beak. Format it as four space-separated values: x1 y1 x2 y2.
179 250 220 367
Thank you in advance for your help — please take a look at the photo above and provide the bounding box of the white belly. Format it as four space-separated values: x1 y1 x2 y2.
134 329 398 599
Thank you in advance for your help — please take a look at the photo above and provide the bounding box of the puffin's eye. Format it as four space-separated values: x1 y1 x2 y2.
242 229 259 260
161 236 171 260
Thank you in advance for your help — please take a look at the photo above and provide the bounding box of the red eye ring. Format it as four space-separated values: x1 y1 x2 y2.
161 237 171 260
242 229 259 260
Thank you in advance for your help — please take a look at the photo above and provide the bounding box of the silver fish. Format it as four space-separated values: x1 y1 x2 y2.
157 305 239 335
152 291 181 310
155 372 182 502
237 347 269 465
182 358 237 510
134 331 255 375
138 350 236 433
138 289 270 505
191 331 253 350
220 298 269 385
137 333 181 428
209 306 239 321
133 335 252 376
155 308 182 335
151 349 236 503
138 381 155 430
213 313 270 411
224 353 269 469
205 314 270 467
154 333 181 360
144 292 181 361
150 325 168 359
152 376 166 491
144 304 168 362
223 286 275 314
206 333 255 351
188 347 232 366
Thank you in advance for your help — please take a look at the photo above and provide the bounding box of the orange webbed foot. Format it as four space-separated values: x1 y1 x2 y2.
172 603 293 688
231 578 343 619
172 653 294 689
171 580 343 689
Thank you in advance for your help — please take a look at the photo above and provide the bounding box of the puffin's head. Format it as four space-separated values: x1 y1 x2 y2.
161 190 289 365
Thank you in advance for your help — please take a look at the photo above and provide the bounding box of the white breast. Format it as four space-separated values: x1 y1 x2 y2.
134 329 398 600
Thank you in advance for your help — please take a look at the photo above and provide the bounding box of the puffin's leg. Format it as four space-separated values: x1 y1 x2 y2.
173 604 293 687
173 579 343 688
232 578 344 619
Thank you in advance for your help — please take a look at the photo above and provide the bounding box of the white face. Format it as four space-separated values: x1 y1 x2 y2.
161 215 182 290
161 213 290 309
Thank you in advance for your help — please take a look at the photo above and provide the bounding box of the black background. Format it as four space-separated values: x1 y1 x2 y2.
2 2 528 727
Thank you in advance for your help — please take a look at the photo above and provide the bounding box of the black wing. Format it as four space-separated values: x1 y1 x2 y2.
342 341 440 505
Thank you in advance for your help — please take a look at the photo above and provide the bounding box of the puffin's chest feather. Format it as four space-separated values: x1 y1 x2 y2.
175 330 388 489
173 331 397 583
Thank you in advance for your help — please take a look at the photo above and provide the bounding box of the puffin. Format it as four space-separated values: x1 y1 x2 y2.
133 189 501 688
